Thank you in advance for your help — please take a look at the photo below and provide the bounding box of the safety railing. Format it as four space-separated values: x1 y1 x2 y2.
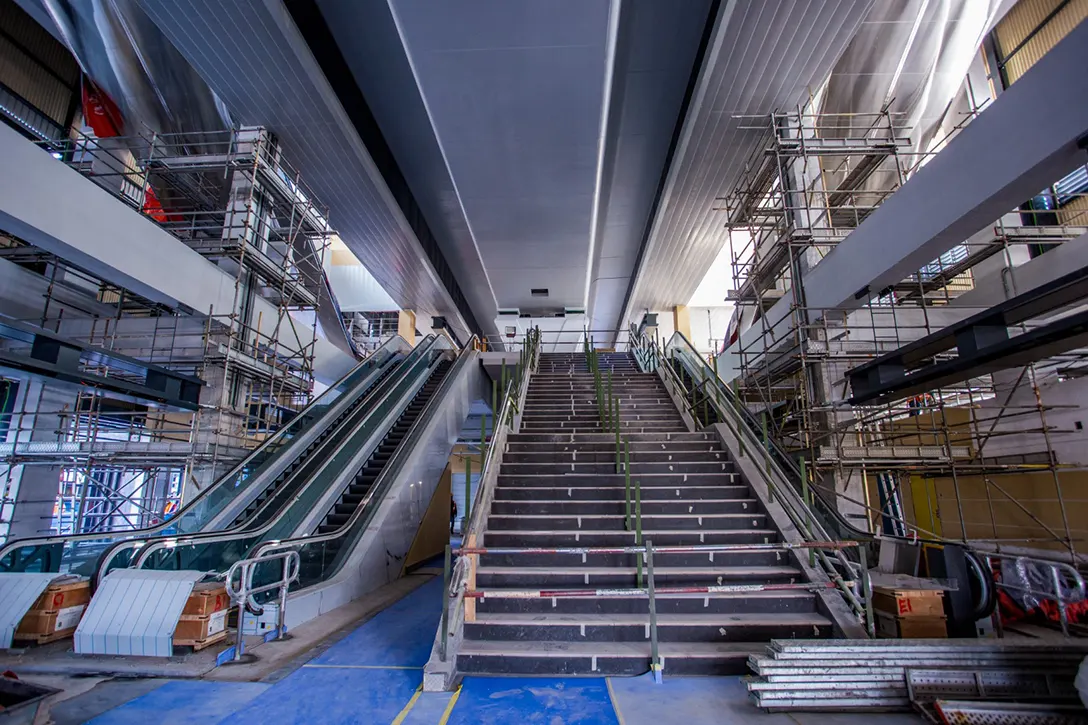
439 328 540 662
455 540 858 681
630 326 874 633
223 548 300 663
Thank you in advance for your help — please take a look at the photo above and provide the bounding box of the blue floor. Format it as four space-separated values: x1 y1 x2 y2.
82 575 922 724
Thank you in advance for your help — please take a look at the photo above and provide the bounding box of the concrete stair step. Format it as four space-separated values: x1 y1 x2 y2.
464 612 833 643
508 431 715 442
488 499 759 516
504 451 727 464
456 639 763 676
475 589 818 615
496 473 741 486
486 512 767 531
478 548 789 568
494 485 750 500
483 529 779 547
500 462 733 474
505 441 724 453
475 564 803 588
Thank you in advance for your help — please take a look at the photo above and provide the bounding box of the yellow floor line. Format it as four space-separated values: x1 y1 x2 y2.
605 678 627 725
390 686 422 725
437 685 462 725
302 664 424 670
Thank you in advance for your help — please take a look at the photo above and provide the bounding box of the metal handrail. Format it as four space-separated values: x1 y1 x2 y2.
440 328 540 660
223 549 300 662
630 326 870 628
0 335 411 569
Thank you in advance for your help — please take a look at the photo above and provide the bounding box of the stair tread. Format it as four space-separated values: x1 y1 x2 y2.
457 639 764 657
476 565 801 575
472 612 830 626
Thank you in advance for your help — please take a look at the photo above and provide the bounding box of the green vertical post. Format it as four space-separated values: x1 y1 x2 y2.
464 458 472 532
624 440 631 530
614 396 621 470
492 379 498 425
636 480 643 589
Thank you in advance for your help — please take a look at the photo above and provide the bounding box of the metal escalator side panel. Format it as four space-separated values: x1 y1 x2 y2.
108 337 447 583
0 335 412 576
253 341 476 602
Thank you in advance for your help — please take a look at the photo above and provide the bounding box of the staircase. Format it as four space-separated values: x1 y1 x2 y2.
457 352 833 676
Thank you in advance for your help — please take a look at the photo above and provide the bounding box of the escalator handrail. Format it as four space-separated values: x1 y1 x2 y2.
0 334 411 566
112 335 448 579
249 337 479 583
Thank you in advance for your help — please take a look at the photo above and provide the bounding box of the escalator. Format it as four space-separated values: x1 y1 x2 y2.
108 335 464 584
227 358 403 528
0 335 413 576
319 359 451 535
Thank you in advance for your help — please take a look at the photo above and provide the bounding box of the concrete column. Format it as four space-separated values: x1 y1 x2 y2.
673 305 691 340
398 310 417 346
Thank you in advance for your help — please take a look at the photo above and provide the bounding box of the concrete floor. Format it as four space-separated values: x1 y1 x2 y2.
20 575 924 724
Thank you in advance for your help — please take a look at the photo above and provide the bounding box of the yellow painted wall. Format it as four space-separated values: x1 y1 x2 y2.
993 0 1088 84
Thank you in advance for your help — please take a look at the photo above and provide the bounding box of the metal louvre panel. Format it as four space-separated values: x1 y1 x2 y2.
74 569 203 657
0 572 59 647
994 0 1088 84
621 0 874 333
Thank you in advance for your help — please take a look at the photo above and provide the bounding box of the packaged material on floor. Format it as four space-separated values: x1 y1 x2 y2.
746 639 1088 712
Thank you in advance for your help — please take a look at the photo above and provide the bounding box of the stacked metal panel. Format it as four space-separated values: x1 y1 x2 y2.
746 639 1088 712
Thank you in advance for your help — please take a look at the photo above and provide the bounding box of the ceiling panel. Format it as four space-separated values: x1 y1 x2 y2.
313 0 499 336
389 0 612 312
133 0 473 339
619 0 876 339
586 0 715 338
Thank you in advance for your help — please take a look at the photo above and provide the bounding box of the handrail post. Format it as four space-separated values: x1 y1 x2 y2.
624 439 631 531
440 543 451 660
614 396 621 471
636 479 643 589
646 539 662 684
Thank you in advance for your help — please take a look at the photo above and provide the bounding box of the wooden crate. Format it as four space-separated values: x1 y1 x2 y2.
875 611 948 639
173 609 228 645
181 582 229 617
872 587 945 618
13 578 90 645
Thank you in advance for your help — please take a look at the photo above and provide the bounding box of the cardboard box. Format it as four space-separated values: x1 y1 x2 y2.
872 587 945 618
875 611 947 639
173 609 228 643
181 582 229 617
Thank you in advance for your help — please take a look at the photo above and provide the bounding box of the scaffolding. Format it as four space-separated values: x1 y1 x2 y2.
0 126 336 538
721 106 1088 563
